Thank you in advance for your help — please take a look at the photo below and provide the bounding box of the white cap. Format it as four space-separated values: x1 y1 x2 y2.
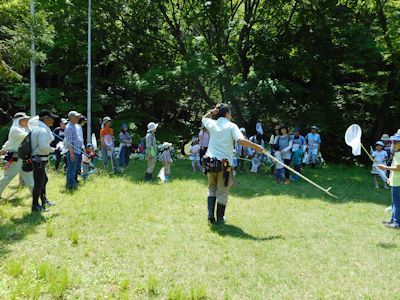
375 141 384 147
61 118 68 124
68 111 81 118
240 127 246 133
147 122 159 132
13 112 30 120
102 116 112 124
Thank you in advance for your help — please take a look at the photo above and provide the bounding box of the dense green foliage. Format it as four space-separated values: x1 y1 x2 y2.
0 0 399 159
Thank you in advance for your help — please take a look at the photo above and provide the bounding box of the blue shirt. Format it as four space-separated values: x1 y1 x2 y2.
291 135 306 146
65 122 81 154
306 133 321 150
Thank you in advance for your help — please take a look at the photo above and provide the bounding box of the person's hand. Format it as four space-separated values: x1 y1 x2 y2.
377 164 387 170
70 152 75 162
147 155 152 161
50 147 55 153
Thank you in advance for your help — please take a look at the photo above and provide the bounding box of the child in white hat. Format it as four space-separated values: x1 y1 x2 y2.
379 135 400 229
161 142 173 182
371 141 388 189
189 137 201 172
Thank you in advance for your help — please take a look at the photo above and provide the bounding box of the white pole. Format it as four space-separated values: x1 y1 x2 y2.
30 0 36 116
87 0 92 144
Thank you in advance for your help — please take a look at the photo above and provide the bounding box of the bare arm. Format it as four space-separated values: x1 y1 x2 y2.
378 164 400 171
238 139 264 154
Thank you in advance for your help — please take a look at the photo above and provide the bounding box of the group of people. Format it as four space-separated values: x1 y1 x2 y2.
1 106 400 231
189 121 322 185
0 110 60 211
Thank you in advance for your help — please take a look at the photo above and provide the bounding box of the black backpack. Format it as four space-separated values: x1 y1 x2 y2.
18 132 33 161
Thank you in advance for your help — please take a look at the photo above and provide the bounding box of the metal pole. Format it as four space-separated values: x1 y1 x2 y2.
30 0 36 116
87 0 92 144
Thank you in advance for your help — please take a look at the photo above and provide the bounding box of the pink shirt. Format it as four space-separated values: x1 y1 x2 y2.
199 130 210 148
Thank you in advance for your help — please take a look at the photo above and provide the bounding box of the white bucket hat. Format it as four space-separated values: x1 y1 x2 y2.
391 135 400 142
13 112 30 120
163 142 172 149
147 122 158 132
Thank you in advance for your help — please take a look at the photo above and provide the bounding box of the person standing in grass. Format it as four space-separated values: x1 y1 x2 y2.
291 144 303 181
371 141 388 189
119 123 132 169
75 115 87 182
273 144 285 183
161 142 173 182
202 103 264 224
199 126 209 159
144 122 158 181
234 127 248 173
100 117 119 173
189 137 202 172
276 125 292 184
305 126 321 167
31 110 58 212
379 135 400 229
52 118 68 171
0 112 34 199
65 111 82 190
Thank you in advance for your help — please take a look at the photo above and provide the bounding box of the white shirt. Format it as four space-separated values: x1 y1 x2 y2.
202 117 244 165
3 124 29 152
31 120 55 156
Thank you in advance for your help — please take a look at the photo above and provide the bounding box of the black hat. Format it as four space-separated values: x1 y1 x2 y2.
39 109 59 119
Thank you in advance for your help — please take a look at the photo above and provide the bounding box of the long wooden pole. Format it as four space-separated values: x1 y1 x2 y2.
262 151 338 198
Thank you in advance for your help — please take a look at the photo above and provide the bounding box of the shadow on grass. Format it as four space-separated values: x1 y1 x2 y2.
210 223 284 241
0 212 58 258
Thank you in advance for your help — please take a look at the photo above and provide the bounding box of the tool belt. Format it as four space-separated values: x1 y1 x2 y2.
202 156 231 186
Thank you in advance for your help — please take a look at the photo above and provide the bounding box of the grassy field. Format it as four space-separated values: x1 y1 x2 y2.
0 160 399 299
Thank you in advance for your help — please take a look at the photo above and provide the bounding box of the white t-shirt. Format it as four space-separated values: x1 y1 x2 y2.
202 117 244 165
372 150 387 166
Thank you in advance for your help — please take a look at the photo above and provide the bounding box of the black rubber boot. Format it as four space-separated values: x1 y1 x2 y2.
144 173 150 181
216 203 226 224
207 197 216 223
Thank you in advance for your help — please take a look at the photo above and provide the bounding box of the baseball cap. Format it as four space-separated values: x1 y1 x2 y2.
39 109 59 119
68 111 81 118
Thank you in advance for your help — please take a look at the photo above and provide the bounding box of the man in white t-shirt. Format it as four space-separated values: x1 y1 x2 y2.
202 103 264 224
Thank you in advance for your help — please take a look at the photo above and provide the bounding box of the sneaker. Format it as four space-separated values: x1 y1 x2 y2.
45 200 56 207
385 206 393 212
382 220 393 225
31 205 43 212
40 206 49 212
384 222 400 229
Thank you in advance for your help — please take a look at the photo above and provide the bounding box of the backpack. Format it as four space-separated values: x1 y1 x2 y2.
18 132 33 161
138 138 146 154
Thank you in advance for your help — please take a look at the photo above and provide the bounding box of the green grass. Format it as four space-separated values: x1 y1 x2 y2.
0 160 399 298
